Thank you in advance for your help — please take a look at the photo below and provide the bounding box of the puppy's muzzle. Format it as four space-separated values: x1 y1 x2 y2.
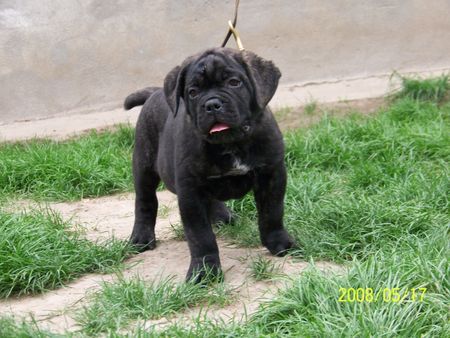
204 98 224 115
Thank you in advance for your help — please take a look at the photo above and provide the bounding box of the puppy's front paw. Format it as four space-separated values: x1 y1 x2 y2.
186 254 222 283
262 229 296 256
130 226 156 252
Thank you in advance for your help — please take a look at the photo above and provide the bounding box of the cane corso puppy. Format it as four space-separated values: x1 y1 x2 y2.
124 47 295 281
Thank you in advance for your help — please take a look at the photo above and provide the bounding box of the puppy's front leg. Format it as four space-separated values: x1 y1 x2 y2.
177 188 221 282
254 163 295 256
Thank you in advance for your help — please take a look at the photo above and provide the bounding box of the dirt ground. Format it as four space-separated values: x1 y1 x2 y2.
0 98 383 333
275 97 385 130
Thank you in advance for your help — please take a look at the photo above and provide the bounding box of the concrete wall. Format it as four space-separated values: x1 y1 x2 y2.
1 0 450 123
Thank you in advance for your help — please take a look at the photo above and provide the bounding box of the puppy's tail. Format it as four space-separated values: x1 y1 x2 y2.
124 87 160 110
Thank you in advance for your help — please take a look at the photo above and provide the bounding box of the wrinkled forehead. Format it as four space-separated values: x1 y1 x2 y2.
186 53 245 86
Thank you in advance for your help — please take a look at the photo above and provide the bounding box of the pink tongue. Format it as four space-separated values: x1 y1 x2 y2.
209 123 230 134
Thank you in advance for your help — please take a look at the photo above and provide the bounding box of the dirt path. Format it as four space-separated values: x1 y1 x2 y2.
276 97 385 130
0 192 342 334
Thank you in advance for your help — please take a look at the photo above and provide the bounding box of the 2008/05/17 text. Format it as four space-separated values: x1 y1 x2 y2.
338 287 427 303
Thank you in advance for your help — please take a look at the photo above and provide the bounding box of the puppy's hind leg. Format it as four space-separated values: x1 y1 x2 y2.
130 163 160 251
130 125 160 251
209 200 235 226
130 161 160 251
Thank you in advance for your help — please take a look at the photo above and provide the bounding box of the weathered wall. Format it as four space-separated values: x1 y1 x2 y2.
1 0 450 123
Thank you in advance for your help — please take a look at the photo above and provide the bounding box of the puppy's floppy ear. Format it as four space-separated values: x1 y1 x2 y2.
163 65 185 116
241 50 281 111
164 55 197 116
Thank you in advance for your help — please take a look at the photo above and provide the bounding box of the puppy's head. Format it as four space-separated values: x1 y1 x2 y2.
164 48 281 144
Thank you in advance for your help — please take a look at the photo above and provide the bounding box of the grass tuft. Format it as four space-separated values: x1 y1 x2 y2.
248 255 280 281
0 316 58 338
304 100 318 115
392 73 449 102
0 209 134 298
77 275 233 335
170 222 186 241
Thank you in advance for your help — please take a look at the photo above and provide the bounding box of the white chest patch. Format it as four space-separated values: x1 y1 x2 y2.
229 158 251 175
207 156 252 179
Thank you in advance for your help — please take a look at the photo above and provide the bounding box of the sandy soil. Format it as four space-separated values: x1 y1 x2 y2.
0 191 343 334
276 97 385 130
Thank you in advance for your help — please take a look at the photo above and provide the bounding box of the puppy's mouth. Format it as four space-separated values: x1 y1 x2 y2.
209 123 231 134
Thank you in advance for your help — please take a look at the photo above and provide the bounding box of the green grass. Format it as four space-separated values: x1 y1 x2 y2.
216 209 259 247
0 209 134 298
170 222 186 241
392 73 449 102
0 125 134 201
248 255 280 281
0 316 60 338
77 274 233 335
304 99 318 115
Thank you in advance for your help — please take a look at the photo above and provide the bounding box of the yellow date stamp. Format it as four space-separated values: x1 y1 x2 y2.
338 287 427 303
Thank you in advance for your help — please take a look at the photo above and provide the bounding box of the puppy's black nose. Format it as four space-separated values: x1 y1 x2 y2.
205 98 223 114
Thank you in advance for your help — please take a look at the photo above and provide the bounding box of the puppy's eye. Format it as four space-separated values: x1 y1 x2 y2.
228 79 242 87
188 88 199 98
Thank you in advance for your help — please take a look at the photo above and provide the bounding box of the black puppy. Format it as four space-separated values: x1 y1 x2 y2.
124 47 294 281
